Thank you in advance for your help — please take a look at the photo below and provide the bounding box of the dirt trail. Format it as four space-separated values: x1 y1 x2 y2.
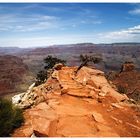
12 66 140 137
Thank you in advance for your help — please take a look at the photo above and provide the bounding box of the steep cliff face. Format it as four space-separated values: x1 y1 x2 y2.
0 55 34 96
12 66 140 137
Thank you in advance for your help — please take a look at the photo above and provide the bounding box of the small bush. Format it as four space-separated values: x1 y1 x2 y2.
117 85 127 94
75 54 102 74
106 71 118 81
0 98 24 137
129 90 140 102
44 55 66 70
79 54 102 65
35 70 48 86
35 56 66 86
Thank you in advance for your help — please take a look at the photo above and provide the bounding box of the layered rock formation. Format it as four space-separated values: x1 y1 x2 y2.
0 55 34 96
0 55 26 95
112 62 140 103
120 61 135 72
12 66 140 137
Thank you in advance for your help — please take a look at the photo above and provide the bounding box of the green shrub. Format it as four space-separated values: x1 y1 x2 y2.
0 98 24 137
75 54 102 74
44 55 66 70
79 54 102 65
35 70 48 86
35 56 66 86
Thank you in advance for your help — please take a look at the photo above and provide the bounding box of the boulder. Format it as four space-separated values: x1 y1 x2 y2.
53 63 64 70
92 111 106 124
12 83 45 109
12 92 25 104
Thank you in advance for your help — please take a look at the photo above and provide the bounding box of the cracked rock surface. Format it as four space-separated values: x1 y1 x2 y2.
12 66 140 137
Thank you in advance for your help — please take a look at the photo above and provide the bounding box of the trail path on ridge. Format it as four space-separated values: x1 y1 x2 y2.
13 66 140 137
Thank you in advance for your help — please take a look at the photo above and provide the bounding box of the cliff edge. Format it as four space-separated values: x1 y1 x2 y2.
12 66 140 137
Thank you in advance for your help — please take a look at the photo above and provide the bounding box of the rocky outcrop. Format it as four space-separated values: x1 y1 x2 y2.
110 63 140 104
53 63 64 70
12 83 42 109
12 66 140 137
121 61 135 72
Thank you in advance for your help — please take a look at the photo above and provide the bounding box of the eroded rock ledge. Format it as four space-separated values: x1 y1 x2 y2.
12 66 140 137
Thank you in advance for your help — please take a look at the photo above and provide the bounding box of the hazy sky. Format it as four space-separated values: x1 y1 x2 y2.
0 3 140 47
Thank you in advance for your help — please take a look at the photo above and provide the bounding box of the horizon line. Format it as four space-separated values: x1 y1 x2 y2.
1 42 140 48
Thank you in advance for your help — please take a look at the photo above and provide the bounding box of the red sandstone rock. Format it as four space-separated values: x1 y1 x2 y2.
12 66 140 137
121 62 135 72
